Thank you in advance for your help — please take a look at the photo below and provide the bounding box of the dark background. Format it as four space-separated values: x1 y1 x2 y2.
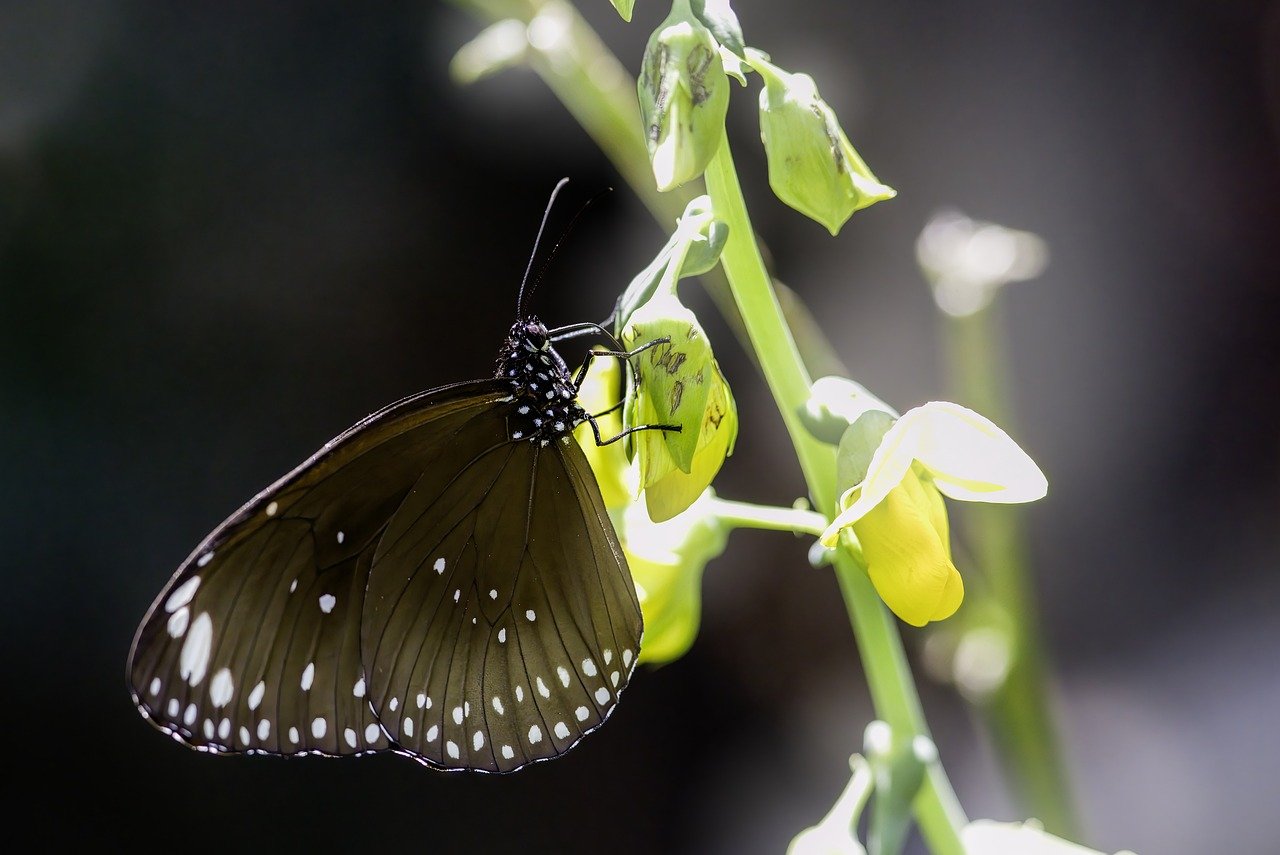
4 1 1278 852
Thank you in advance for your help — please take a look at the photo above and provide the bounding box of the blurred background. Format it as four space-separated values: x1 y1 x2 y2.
4 1 1278 852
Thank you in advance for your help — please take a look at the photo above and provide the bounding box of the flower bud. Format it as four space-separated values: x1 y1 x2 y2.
622 291 737 521
572 350 633 512
749 51 895 235
623 491 728 664
638 0 730 191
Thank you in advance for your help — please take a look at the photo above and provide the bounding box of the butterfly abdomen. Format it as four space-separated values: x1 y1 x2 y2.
497 316 587 446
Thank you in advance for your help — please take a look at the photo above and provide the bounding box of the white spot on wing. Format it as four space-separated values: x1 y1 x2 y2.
148 677 161 696
344 728 358 748
365 723 381 743
389 696 399 712
311 717 327 739
582 658 597 677
623 649 634 667
536 677 550 699
197 552 214 568
594 687 610 704
166 698 179 718
209 668 234 707
473 731 485 751
166 607 190 638
318 594 336 614
557 666 571 688
528 725 542 744
289 726 299 744
554 721 570 740
603 649 613 665
336 530 344 544
610 671 620 687
240 726 250 744
202 719 214 740
300 662 315 691
575 705 589 722
452 706 463 725
426 724 439 742
217 718 230 740
489 589 497 600
501 745 515 760
353 677 365 698
525 609 536 622
498 628 507 643
515 685 524 703
492 696 504 715
183 703 197 726
248 680 266 711
165 577 200 613
403 717 414 738
265 501 278 516
447 740 460 759
257 719 270 740
179 612 213 686
434 557 446 574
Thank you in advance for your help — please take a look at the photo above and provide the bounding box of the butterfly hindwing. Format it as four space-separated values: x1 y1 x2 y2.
362 434 642 773
126 381 509 757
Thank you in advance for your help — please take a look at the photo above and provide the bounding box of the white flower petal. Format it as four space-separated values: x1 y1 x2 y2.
909 402 1047 503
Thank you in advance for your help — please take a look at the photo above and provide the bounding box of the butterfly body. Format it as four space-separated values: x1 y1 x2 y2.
128 314 642 773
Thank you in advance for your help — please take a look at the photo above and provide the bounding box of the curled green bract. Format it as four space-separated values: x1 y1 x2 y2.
748 49 895 235
638 0 730 191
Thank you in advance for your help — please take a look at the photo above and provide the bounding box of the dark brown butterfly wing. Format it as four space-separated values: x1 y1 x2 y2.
126 380 510 757
362 432 642 773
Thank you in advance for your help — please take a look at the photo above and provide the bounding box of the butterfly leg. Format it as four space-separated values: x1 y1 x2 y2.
548 321 624 351
570 336 671 389
583 412 680 447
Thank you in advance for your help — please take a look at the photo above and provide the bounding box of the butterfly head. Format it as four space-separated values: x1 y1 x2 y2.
498 316 586 444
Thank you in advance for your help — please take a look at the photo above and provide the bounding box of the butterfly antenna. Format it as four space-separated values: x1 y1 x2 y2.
520 185 614 317
517 178 571 318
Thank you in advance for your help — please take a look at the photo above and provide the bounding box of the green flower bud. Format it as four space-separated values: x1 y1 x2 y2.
621 290 738 521
610 0 637 22
638 0 730 192
749 50 896 235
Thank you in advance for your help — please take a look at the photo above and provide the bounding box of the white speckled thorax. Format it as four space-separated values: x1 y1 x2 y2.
495 316 587 443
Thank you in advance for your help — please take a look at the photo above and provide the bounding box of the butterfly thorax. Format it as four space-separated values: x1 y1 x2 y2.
496 316 587 444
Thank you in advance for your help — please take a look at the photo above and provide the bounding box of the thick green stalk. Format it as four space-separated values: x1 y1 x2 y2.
704 141 966 854
945 302 1077 836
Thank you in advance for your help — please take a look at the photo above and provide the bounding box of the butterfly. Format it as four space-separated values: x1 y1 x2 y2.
126 181 671 773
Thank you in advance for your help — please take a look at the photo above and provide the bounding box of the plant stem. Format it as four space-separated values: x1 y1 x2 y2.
944 301 1077 837
707 496 829 537
704 139 966 854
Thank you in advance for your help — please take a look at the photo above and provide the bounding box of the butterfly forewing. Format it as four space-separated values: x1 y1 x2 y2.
363 435 642 773
127 381 509 757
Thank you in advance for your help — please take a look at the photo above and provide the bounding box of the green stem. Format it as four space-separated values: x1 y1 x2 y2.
704 140 967 853
707 496 828 537
944 301 1077 836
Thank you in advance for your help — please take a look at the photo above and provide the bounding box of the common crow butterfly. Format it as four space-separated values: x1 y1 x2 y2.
127 181 669 773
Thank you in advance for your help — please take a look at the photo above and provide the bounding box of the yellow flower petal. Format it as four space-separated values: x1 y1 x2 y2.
853 471 963 626
906 401 1047 503
572 352 632 511
820 414 918 546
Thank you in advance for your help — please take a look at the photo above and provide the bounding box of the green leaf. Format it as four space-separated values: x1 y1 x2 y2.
610 0 636 22
836 410 894 495
691 0 746 60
